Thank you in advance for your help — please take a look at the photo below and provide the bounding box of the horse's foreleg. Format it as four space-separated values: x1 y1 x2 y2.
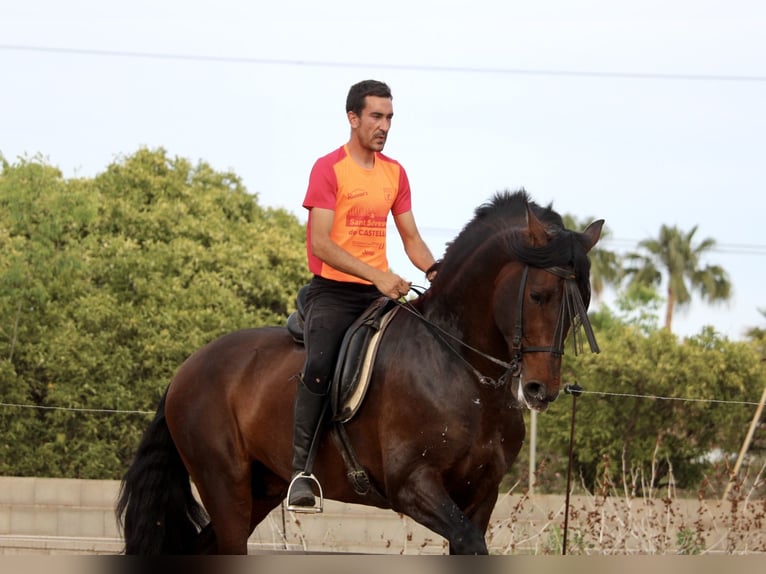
451 488 501 555
391 466 488 555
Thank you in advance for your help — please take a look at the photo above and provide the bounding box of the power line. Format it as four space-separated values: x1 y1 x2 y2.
711 245 766 256
1 390 760 416
578 389 761 407
420 228 766 256
603 238 766 256
2 44 766 83
0 401 153 416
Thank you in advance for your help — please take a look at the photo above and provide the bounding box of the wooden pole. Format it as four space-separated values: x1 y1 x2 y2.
529 409 537 495
563 383 583 555
722 382 766 500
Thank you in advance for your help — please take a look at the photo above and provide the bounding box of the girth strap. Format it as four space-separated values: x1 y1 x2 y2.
329 423 389 506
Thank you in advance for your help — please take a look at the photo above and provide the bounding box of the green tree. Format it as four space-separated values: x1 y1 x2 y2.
531 315 765 494
623 224 731 332
0 149 310 478
745 308 766 341
610 282 663 335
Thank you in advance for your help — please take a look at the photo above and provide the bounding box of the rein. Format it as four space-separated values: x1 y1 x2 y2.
396 289 513 389
397 264 599 390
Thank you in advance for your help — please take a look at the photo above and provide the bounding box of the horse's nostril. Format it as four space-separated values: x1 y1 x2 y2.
523 381 546 400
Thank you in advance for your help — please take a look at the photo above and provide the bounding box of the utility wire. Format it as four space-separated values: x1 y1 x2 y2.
577 389 762 407
420 228 766 257
2 44 766 83
1 389 761 416
0 401 153 415
604 240 766 257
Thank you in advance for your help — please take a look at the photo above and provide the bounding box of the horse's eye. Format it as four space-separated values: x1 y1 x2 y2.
530 291 542 305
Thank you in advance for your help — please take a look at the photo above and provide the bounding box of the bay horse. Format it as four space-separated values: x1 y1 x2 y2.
116 190 603 554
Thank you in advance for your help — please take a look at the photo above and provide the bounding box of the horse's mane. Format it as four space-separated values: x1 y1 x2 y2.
435 189 593 304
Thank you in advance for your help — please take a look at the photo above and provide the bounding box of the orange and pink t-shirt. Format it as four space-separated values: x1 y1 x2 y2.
303 145 412 284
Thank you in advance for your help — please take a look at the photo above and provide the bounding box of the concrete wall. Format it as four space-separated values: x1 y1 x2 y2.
0 477 122 554
0 476 570 555
0 476 460 555
1 477 763 555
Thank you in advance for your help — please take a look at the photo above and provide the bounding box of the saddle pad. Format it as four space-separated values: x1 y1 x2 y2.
333 306 399 423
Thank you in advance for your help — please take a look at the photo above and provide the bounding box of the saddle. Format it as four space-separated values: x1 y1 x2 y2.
286 285 398 422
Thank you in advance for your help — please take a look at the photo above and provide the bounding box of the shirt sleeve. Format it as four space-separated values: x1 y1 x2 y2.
391 164 413 215
303 156 338 211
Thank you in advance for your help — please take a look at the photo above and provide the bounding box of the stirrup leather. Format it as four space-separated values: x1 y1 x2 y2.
286 472 324 513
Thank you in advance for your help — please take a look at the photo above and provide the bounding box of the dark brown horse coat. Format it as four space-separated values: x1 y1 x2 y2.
117 190 603 554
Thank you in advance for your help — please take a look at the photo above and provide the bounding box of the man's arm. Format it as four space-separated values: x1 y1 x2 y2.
393 210 436 277
310 207 411 298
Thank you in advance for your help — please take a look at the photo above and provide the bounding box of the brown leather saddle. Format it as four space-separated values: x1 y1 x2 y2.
286 285 398 422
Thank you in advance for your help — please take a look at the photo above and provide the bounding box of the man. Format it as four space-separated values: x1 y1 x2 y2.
288 79 437 509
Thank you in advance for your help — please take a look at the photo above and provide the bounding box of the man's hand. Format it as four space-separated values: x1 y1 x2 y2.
373 270 411 300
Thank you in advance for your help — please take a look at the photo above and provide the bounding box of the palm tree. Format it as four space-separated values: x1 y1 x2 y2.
562 214 622 301
745 308 766 341
623 224 731 331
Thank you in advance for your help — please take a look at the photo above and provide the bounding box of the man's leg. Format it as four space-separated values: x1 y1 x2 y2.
288 280 378 508
288 376 331 509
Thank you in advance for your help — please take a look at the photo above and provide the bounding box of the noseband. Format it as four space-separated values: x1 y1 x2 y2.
399 264 599 389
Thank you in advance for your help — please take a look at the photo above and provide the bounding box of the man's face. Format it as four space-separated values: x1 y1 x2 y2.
349 96 394 152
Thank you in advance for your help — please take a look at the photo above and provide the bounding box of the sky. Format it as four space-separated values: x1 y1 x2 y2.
1 0 765 340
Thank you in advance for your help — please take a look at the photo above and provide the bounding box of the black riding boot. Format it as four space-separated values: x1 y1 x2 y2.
288 380 328 508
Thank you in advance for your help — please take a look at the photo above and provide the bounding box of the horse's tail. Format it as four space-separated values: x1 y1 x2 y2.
116 388 208 554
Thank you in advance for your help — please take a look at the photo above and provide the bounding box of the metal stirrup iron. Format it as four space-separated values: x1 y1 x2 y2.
286 401 328 513
286 473 324 513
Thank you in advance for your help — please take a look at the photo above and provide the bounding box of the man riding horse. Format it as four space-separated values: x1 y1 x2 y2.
288 79 437 509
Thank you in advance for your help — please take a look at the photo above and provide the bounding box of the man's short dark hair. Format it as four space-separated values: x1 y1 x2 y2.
346 80 392 116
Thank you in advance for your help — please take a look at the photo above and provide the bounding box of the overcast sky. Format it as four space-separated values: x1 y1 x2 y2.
2 1 765 339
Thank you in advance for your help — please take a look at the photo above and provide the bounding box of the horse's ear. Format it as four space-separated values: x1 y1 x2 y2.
580 219 605 253
525 203 551 246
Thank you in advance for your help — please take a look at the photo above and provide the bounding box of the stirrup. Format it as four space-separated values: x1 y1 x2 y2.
286 472 324 513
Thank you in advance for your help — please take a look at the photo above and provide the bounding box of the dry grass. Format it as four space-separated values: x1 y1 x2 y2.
486 454 766 555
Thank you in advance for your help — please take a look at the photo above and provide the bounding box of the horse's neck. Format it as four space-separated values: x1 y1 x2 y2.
425 279 507 360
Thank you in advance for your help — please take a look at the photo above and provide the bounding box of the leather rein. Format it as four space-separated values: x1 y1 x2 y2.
396 264 599 390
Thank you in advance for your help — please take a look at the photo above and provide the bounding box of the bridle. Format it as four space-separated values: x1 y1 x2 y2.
397 264 599 392
545 265 600 355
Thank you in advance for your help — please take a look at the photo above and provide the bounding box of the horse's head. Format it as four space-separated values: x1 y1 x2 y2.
425 190 603 411
491 199 604 411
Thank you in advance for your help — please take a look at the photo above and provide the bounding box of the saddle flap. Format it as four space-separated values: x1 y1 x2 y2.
331 299 398 422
